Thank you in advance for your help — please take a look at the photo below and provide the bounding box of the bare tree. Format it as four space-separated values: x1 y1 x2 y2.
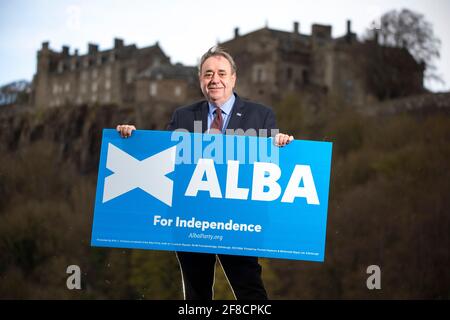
364 9 442 83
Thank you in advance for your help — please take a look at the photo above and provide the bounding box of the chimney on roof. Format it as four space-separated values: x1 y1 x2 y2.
42 41 49 50
234 27 239 38
88 43 98 54
62 45 69 56
293 21 299 34
346 20 352 43
114 38 124 49
74 49 79 56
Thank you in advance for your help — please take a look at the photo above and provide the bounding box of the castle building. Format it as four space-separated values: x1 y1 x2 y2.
135 63 200 106
32 38 199 108
31 20 424 110
220 21 424 106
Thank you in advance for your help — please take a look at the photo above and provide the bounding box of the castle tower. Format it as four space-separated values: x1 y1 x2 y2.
34 42 52 108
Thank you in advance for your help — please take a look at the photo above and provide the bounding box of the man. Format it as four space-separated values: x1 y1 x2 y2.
117 46 293 300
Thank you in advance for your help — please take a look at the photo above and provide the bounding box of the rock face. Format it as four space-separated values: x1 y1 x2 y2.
0 102 177 174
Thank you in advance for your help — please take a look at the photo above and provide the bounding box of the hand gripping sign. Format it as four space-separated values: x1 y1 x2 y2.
91 129 332 261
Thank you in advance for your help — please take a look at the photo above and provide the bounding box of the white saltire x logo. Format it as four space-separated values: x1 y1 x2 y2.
103 143 176 206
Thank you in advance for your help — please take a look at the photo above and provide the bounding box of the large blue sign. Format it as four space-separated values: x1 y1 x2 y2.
91 129 332 262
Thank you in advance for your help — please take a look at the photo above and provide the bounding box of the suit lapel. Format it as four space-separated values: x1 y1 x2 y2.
226 94 245 131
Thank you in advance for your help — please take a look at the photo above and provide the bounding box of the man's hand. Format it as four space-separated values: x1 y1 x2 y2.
116 124 136 138
275 133 294 147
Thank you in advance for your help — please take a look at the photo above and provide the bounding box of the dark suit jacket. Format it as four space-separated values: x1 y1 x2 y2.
166 94 277 137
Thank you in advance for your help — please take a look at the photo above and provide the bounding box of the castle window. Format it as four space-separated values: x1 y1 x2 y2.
92 82 98 92
71 59 77 71
344 79 354 102
126 68 135 84
105 79 111 90
105 66 112 77
252 65 266 83
302 70 309 85
65 83 71 92
57 61 64 73
174 86 181 97
286 67 293 80
149 82 157 96
92 69 98 79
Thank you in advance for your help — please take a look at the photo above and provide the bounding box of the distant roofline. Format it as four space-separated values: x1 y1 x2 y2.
219 25 312 45
219 22 358 45
40 40 163 58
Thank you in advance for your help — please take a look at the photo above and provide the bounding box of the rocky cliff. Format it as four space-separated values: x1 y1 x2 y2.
0 102 177 173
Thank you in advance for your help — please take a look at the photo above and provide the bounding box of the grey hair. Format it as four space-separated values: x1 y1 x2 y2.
198 46 237 75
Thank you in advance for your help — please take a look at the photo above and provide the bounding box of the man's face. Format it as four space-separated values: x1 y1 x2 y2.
199 55 236 106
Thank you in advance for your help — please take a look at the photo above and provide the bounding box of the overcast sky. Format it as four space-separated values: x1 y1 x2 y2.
0 0 449 92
